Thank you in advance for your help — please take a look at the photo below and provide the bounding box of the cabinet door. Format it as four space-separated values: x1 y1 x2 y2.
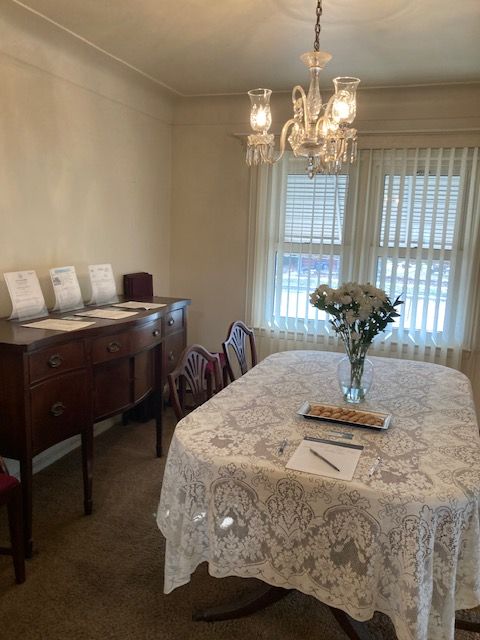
133 349 154 403
164 331 186 376
94 359 131 420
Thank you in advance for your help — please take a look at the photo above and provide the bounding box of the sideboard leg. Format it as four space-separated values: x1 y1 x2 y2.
19 456 33 558
81 427 93 515
154 383 163 457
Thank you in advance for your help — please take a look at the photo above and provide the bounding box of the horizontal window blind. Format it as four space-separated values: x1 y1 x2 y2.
273 170 348 329
380 174 460 250
284 174 348 244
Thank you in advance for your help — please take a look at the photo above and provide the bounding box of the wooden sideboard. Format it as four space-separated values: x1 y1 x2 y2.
0 296 190 555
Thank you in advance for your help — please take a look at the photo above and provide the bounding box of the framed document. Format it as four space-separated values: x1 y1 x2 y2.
4 270 48 321
88 263 118 305
50 265 84 312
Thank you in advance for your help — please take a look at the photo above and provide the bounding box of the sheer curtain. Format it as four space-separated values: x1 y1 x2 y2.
246 147 480 369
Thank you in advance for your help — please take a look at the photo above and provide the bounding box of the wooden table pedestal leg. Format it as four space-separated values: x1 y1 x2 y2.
192 583 290 621
192 581 365 639
455 617 480 632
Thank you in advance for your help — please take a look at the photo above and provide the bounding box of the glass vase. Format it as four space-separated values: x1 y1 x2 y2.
337 354 373 404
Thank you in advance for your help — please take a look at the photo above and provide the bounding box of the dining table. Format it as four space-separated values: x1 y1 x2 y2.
157 350 480 640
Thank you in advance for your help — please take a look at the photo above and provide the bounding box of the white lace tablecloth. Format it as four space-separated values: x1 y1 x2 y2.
157 351 480 640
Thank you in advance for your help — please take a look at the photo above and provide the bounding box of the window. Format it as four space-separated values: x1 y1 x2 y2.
250 147 480 364
274 170 347 323
373 149 467 338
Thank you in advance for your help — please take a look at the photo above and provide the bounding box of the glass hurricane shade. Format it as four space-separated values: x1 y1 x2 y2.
248 88 272 133
331 77 360 124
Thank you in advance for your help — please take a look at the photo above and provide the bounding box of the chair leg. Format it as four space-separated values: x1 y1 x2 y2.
7 484 25 584
222 363 229 388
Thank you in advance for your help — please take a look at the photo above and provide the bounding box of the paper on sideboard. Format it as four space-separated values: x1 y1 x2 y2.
112 301 166 310
22 319 95 332
4 270 48 321
88 264 118 305
50 266 84 312
74 308 138 320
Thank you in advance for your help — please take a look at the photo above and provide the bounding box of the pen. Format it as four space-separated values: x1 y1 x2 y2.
278 439 288 455
309 448 341 472
368 457 382 476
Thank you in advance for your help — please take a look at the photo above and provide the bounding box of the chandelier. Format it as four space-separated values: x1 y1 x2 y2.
246 0 360 177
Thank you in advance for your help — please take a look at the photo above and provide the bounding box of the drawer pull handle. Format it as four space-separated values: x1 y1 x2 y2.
168 352 175 362
48 354 63 368
50 401 66 417
168 318 175 326
107 341 121 353
152 329 160 337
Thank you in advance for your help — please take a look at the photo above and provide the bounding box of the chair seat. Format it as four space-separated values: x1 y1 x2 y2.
0 467 25 584
0 474 19 499
206 352 226 373
207 352 228 388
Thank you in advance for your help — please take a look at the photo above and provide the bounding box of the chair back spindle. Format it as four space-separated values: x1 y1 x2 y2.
168 344 222 421
222 321 258 382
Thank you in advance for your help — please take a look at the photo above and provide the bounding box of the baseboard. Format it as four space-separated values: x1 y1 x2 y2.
4 419 116 478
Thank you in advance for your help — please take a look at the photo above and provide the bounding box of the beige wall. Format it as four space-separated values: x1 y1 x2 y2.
171 100 251 349
0 2 174 315
171 84 480 408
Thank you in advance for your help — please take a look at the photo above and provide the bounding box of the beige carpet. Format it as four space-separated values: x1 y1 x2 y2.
0 410 478 640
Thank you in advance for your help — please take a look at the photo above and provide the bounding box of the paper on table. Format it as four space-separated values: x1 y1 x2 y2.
50 266 84 312
112 301 166 310
286 437 363 481
74 308 138 320
22 319 95 332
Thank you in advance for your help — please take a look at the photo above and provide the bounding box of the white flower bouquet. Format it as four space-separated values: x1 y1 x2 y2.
310 282 403 401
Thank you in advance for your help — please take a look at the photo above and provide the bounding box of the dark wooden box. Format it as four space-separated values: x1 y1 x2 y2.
123 272 153 299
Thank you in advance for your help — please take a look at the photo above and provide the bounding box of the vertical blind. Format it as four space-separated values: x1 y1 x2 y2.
249 147 480 366
371 148 478 364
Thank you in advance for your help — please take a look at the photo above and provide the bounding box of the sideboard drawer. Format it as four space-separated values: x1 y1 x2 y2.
130 319 162 353
30 370 90 455
164 309 184 336
91 332 131 364
29 341 86 384
165 331 186 374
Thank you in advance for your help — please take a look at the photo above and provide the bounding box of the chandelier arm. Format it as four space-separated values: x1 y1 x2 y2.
277 119 296 161
291 85 310 124
323 93 336 120
314 115 325 139
314 94 336 138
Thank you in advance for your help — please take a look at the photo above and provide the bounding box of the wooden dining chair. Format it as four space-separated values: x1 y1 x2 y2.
0 458 25 584
222 320 258 382
168 344 223 421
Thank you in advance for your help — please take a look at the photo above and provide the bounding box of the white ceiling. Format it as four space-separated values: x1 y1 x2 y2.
13 0 480 96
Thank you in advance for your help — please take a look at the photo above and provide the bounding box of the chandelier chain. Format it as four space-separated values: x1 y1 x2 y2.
314 0 322 52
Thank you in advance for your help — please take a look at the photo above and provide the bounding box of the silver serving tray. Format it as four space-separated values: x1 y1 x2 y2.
298 401 392 430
